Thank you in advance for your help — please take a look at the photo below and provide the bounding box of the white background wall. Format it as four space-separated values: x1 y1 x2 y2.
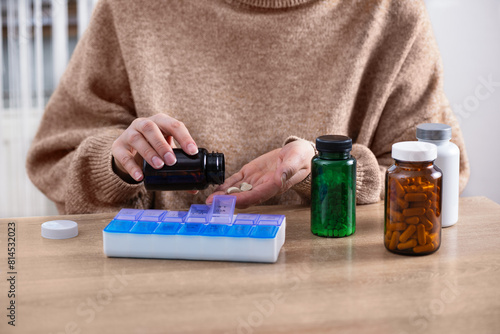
425 0 500 204
1 0 93 218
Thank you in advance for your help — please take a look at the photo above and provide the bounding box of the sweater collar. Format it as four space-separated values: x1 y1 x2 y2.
230 0 317 8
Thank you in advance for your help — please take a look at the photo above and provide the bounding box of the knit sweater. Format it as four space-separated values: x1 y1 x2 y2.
26 0 470 214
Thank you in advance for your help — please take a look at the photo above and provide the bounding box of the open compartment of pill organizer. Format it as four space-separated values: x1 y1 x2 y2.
103 195 286 263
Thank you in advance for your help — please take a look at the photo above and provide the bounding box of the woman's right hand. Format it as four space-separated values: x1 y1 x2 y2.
111 114 198 183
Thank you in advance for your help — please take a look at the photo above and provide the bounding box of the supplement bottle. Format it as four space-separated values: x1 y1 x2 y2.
143 148 224 191
385 142 442 255
416 123 459 227
311 135 356 237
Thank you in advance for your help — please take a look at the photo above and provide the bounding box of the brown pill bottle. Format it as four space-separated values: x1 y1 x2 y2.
384 142 442 256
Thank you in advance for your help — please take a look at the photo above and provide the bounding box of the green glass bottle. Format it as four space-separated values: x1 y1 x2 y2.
311 135 356 237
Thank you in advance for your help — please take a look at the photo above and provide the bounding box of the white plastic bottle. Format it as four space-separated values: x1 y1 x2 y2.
416 124 460 227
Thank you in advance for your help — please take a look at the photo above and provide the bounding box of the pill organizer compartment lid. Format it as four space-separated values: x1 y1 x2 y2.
41 220 78 239
161 211 187 223
207 195 236 224
392 141 437 162
139 210 167 221
104 220 135 233
185 205 211 223
234 214 260 225
115 208 143 221
416 123 452 141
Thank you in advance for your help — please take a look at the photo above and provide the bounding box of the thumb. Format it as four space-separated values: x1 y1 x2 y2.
274 154 302 190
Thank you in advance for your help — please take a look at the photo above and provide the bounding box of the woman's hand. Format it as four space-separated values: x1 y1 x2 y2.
206 139 315 209
111 114 198 182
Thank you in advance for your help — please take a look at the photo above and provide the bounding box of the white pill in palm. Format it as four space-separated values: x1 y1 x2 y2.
227 187 242 194
240 182 253 191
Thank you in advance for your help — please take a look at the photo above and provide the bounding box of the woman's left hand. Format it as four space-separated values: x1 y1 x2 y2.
206 139 315 209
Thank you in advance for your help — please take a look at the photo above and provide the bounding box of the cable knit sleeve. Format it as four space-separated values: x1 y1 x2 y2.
26 0 151 214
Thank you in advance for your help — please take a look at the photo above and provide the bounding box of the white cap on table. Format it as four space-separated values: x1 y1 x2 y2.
41 220 78 239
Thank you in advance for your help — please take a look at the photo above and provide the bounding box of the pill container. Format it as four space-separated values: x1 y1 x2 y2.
311 135 356 237
416 123 460 227
385 142 442 255
143 148 224 191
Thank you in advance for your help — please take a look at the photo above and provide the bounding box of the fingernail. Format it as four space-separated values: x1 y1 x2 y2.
152 156 164 169
187 143 198 155
281 173 287 188
134 171 143 181
164 152 177 166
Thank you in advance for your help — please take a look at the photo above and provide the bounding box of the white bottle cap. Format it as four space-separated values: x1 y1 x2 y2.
41 220 79 239
392 141 437 162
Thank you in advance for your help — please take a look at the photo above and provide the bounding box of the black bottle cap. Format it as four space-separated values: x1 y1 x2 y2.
316 135 352 153
206 152 225 185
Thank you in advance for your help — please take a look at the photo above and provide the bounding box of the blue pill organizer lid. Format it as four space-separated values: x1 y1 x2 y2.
103 195 284 239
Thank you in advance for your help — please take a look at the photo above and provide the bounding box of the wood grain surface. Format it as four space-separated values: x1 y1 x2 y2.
0 197 499 334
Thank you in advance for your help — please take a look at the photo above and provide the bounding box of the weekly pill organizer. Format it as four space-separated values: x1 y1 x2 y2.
102 195 286 263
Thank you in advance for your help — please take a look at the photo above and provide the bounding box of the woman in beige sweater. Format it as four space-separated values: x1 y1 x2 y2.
27 0 469 214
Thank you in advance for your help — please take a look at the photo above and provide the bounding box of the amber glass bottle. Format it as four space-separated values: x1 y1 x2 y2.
385 142 442 255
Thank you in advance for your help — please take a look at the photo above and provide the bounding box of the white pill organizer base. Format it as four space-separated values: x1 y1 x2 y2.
103 195 286 263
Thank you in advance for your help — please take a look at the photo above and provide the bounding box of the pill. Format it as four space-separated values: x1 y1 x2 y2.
389 210 404 222
429 233 439 242
401 178 410 186
396 197 409 209
240 182 253 191
413 243 435 254
386 230 393 240
403 207 426 217
426 234 432 244
420 217 433 231
399 224 416 243
226 187 242 194
404 185 418 193
434 206 441 216
393 180 406 198
426 191 439 202
425 208 439 226
408 202 421 209
405 216 419 225
417 224 426 246
397 239 417 250
431 200 440 212
424 200 432 208
404 193 427 202
418 184 435 192
387 222 407 231
389 231 400 250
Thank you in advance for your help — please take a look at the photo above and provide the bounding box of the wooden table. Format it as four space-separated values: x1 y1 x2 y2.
1 197 499 334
